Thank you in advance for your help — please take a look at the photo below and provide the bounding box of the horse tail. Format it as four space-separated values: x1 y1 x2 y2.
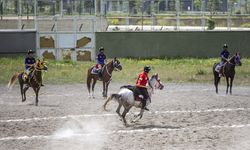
103 93 121 111
7 73 19 89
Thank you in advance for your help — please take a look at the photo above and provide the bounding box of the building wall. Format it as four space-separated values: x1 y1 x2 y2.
96 31 250 58
0 30 36 54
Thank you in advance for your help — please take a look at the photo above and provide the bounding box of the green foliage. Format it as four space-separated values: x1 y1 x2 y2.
112 18 120 25
207 18 215 30
194 0 201 11
241 22 250 27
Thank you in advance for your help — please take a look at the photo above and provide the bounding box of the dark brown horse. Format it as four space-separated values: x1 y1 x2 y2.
213 53 242 94
7 59 48 106
87 57 122 98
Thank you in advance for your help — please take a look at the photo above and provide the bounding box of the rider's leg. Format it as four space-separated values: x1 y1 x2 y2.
140 88 149 111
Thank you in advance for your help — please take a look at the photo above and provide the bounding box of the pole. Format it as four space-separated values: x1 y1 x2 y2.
0 1 3 20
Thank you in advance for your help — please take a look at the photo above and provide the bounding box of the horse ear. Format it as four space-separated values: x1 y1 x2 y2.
114 57 117 60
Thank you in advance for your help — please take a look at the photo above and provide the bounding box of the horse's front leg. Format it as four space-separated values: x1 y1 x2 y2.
230 77 234 95
23 85 29 102
132 108 145 123
102 81 106 97
33 87 40 106
226 77 229 94
104 81 110 98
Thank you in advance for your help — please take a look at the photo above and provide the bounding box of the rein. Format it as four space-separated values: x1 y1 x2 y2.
105 65 112 77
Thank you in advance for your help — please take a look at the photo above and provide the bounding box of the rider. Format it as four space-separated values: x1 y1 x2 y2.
95 47 107 77
215 44 230 77
24 49 36 81
24 50 44 86
136 66 151 111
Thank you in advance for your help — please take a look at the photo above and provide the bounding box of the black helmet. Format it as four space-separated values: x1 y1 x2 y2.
144 66 151 73
27 49 35 54
223 44 228 48
99 47 104 52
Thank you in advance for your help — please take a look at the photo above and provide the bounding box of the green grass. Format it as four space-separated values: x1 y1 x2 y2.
1 56 250 85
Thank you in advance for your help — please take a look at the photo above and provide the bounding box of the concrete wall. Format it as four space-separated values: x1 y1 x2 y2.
0 30 36 54
96 31 250 58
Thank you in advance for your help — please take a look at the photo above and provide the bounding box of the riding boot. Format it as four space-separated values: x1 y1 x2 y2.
98 70 102 78
141 99 149 111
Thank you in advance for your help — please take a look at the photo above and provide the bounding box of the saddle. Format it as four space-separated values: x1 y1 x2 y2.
215 63 226 77
91 66 104 76
120 85 144 101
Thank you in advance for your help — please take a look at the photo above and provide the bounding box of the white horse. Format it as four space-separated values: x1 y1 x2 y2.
103 73 164 126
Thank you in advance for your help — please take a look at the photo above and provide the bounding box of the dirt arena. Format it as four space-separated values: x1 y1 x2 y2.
0 82 250 150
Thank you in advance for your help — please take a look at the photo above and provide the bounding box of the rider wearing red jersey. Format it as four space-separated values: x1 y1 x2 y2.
136 66 151 111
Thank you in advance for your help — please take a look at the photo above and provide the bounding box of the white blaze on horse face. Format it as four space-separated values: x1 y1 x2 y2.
118 88 134 105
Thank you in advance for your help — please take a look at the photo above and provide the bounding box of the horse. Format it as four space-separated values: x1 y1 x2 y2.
103 73 164 126
87 57 122 98
7 59 48 106
213 53 242 94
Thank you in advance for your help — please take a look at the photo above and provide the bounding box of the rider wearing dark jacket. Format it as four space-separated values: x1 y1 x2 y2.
136 66 151 111
220 44 230 63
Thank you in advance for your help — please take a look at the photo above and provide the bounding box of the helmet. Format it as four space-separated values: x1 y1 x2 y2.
99 47 104 52
27 49 35 54
144 66 151 73
223 44 228 48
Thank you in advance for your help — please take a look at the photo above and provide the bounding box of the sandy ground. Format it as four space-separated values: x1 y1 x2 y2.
0 82 250 150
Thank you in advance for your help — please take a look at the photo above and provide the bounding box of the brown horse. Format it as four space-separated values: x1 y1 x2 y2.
87 57 122 98
7 59 48 106
103 74 164 126
213 53 242 94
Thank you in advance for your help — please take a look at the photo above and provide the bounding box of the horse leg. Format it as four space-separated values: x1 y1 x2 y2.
116 103 123 119
33 87 40 106
214 75 220 94
91 79 97 98
87 76 92 98
226 77 229 94
23 85 29 102
102 81 106 97
20 82 24 101
104 81 110 98
132 108 145 123
121 107 130 126
230 77 234 95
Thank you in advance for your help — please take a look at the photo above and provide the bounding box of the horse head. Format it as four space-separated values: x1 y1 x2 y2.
113 57 122 71
234 53 242 66
149 73 164 90
35 59 48 71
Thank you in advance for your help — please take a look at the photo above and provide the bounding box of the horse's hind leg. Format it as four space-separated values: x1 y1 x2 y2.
116 103 123 119
22 85 29 102
121 107 130 126
91 79 97 98
214 75 220 94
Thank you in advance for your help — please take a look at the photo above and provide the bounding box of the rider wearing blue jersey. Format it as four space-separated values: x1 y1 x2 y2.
215 44 230 77
95 47 107 77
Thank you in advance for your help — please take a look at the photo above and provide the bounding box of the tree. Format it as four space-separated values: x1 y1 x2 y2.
194 0 201 11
